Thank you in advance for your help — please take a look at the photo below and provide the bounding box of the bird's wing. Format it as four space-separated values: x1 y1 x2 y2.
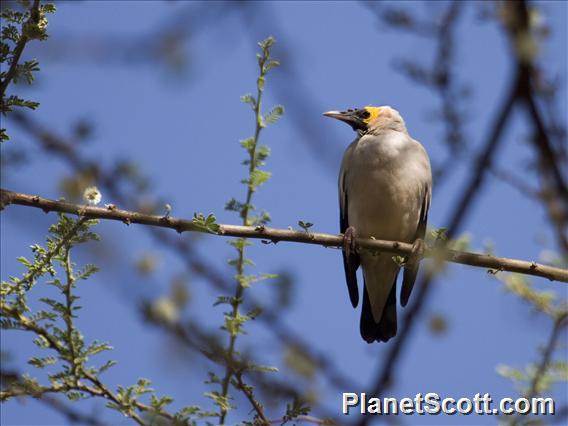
400 182 431 307
339 160 360 308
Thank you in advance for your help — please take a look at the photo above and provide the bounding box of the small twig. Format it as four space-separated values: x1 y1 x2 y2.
2 188 566 282
63 245 79 381
235 374 270 426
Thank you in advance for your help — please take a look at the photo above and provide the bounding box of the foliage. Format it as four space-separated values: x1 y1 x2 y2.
0 213 207 424
1 0 56 142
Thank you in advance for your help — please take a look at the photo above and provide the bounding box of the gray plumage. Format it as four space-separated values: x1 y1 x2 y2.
326 106 432 343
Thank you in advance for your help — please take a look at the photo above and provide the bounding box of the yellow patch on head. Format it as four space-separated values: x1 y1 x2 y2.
363 106 381 124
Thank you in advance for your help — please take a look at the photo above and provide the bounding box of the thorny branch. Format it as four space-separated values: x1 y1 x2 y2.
234 374 270 426
2 189 566 283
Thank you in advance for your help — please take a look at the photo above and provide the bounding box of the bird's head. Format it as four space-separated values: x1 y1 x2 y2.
323 105 406 135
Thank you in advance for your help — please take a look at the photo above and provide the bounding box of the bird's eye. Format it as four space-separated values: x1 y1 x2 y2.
360 110 371 119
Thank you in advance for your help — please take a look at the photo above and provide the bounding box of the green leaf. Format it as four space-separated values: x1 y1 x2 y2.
258 36 275 51
249 364 278 373
249 169 271 190
265 59 280 71
298 220 313 232
28 356 57 368
191 213 220 234
150 394 174 411
239 137 255 153
228 238 252 250
392 255 407 267
98 360 117 374
283 397 311 424
429 227 448 242
240 94 256 109
264 105 284 124
236 273 278 288
204 391 232 412
213 296 240 307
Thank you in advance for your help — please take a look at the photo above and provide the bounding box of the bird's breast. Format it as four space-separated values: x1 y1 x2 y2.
343 134 429 242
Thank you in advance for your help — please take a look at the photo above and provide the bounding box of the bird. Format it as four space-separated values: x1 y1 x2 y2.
323 106 432 343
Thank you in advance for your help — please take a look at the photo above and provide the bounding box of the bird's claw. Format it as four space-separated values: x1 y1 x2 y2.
407 238 425 266
343 226 357 257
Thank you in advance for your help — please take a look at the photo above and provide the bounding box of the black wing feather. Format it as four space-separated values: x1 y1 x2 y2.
400 186 430 307
340 173 359 307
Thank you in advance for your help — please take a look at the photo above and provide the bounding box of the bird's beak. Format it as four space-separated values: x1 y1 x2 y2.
323 110 366 131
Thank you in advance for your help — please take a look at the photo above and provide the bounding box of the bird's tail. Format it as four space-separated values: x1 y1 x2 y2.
360 278 397 343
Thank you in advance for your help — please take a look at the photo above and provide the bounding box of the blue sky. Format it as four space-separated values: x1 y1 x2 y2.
1 1 567 425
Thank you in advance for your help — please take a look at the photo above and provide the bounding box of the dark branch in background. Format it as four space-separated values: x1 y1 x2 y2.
0 0 40 98
489 166 541 199
2 189 566 282
356 1 568 423
364 1 467 186
506 1 568 254
7 109 360 397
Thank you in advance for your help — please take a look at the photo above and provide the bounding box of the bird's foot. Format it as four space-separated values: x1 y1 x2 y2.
407 238 425 266
343 226 357 257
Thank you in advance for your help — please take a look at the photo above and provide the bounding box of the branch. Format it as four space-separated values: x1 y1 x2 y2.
2 188 566 282
234 374 270 426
